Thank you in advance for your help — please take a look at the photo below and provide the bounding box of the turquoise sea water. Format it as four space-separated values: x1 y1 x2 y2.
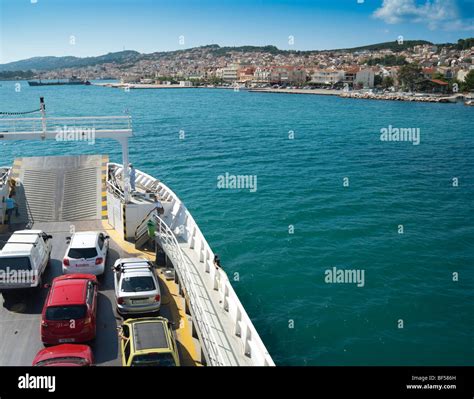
1 82 473 365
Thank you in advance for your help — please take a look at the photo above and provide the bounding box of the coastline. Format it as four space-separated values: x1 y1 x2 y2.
250 88 472 104
92 83 472 105
93 82 198 89
249 88 340 96
339 91 467 104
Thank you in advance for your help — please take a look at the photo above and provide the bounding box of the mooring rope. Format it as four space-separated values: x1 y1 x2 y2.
0 108 41 115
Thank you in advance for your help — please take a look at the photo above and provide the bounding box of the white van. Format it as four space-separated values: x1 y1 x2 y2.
0 230 52 290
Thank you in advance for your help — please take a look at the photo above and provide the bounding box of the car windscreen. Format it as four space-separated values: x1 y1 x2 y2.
120 276 156 292
131 352 175 366
45 305 87 320
35 357 89 366
0 257 32 271
68 247 97 259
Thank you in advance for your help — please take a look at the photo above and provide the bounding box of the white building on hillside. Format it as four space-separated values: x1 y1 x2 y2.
311 69 345 85
253 67 271 83
355 68 375 88
222 64 240 82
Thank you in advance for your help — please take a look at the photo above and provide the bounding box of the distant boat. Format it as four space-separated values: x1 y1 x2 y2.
438 95 460 104
28 76 91 86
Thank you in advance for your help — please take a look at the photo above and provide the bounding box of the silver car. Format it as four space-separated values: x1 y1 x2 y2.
112 258 161 316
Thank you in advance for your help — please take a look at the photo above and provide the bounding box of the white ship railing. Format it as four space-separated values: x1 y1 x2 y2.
106 177 125 202
152 214 229 366
170 207 275 366
0 116 132 137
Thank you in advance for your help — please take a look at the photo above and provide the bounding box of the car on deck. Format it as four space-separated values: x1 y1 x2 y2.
0 230 52 290
32 344 94 366
112 258 161 315
118 317 180 366
62 231 109 276
41 274 98 345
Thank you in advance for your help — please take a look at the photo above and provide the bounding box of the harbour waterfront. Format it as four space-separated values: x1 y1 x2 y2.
95 82 472 104
0 81 473 365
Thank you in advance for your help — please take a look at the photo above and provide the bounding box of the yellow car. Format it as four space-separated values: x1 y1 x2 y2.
118 317 180 366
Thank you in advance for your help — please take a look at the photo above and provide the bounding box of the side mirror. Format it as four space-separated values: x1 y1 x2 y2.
105 235 110 240
47 235 53 239
65 236 71 241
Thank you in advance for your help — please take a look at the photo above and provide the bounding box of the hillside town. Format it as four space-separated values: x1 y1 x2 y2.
3 40 473 96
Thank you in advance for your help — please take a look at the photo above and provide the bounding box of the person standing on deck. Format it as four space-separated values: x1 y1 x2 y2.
5 195 16 225
128 163 136 192
154 196 164 215
214 255 221 270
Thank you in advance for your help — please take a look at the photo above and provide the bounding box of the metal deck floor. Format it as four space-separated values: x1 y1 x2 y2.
0 220 122 366
12 155 104 223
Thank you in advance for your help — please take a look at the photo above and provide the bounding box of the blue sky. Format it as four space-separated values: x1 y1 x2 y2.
0 0 472 63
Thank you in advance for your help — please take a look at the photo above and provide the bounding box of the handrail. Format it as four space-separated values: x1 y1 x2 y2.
0 167 10 187
152 214 228 366
106 180 124 202
134 207 159 239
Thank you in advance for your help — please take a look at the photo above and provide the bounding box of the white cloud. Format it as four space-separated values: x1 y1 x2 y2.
373 0 473 31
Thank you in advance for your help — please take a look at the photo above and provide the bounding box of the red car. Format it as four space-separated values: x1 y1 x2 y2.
41 274 98 345
32 344 94 366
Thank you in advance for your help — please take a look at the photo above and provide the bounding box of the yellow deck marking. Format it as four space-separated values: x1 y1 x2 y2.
163 275 203 366
101 156 109 220
101 220 200 366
